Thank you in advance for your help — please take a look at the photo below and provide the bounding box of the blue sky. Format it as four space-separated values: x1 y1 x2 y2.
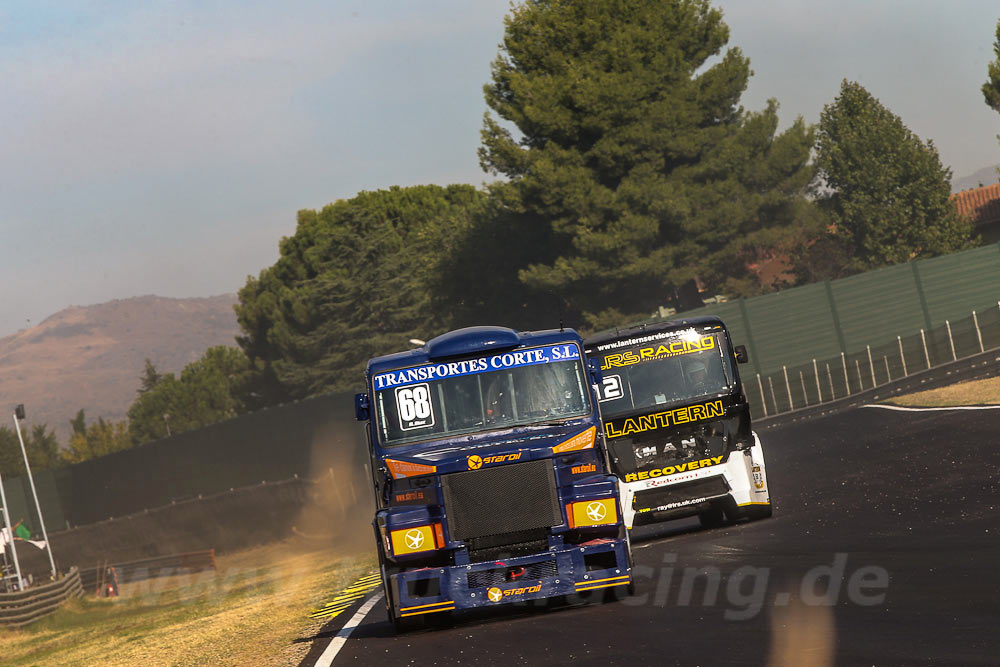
1 1 998 338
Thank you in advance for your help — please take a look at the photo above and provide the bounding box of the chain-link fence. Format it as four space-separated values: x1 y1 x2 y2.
745 302 1000 418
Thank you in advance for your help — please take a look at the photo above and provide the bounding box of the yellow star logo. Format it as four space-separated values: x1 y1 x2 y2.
467 455 483 470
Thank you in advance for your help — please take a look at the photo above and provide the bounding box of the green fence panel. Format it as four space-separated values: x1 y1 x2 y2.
743 282 841 372
831 262 926 350
919 244 1000 324
1 477 31 534
652 243 1000 378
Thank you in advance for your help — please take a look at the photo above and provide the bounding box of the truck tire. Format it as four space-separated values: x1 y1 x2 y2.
698 503 726 528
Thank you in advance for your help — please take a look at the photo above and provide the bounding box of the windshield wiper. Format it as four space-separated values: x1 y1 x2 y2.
514 420 576 429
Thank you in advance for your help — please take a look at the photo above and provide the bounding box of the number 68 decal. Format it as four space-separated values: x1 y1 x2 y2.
396 383 435 430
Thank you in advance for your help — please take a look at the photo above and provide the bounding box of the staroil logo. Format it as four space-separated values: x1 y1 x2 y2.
404 529 425 550
585 501 607 522
486 584 542 602
469 453 522 469
484 453 522 464
571 463 597 475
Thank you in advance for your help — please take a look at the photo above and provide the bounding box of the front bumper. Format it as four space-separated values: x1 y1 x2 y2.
387 538 631 617
620 432 770 528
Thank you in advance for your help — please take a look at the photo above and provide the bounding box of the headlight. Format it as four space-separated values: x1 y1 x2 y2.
566 498 617 528
389 524 443 556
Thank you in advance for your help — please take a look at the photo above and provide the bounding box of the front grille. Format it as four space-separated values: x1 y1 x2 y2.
468 536 550 563
467 559 559 589
632 475 729 512
442 458 562 541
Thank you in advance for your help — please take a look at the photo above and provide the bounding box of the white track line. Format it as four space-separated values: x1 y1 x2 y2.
862 404 1000 412
314 591 383 667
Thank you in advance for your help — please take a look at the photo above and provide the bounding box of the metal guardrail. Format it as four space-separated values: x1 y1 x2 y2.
0 567 82 628
79 549 217 593
747 303 1000 419
755 347 1000 431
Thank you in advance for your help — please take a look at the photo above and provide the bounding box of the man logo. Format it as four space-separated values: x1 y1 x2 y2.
487 587 503 602
467 455 483 470
404 529 425 550
586 501 607 522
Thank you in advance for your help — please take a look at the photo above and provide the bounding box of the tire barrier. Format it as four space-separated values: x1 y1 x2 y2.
79 549 216 593
0 567 82 628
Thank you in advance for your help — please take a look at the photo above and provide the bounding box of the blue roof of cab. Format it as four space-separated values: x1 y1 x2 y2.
366 326 583 378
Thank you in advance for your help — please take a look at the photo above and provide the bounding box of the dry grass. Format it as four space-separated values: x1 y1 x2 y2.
0 539 377 666
885 376 1000 407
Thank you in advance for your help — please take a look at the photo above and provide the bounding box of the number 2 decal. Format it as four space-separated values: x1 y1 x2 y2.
396 383 435 430
599 375 623 401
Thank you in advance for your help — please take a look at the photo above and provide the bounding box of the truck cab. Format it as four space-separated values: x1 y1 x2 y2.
356 326 632 631
584 317 771 530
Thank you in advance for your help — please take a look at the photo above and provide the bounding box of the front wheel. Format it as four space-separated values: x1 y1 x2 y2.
744 503 773 520
698 503 726 528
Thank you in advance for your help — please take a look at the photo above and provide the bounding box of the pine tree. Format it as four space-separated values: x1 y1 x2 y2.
479 0 816 326
984 19 1000 157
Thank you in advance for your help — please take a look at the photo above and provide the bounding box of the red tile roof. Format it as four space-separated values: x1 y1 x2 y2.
951 181 1000 227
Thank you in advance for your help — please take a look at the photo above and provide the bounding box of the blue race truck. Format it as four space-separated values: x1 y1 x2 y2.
355 326 633 632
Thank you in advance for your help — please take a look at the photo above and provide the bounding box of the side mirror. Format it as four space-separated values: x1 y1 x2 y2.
734 345 748 364
354 393 370 421
587 358 604 387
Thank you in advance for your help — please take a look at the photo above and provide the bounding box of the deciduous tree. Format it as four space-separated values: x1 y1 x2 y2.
815 80 974 269
236 185 485 403
62 411 132 464
0 424 63 474
127 346 249 445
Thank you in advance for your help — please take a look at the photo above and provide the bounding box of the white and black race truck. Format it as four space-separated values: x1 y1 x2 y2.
584 317 771 529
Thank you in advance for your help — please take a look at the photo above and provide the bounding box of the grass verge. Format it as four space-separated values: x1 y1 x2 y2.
0 539 377 666
884 375 1000 407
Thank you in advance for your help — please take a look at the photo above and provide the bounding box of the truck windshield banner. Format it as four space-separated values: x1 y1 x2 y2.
373 344 581 390
599 333 715 370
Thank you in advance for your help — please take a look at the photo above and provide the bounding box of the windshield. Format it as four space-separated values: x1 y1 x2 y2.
372 343 591 447
591 330 734 419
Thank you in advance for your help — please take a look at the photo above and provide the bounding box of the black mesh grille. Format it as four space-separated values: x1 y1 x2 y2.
468 536 550 563
467 559 560 588
442 459 562 540
632 475 729 512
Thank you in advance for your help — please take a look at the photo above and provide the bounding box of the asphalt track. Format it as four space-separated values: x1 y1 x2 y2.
300 406 1000 666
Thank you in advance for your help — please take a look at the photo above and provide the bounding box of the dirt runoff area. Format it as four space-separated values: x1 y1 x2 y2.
0 538 377 666
885 375 1000 407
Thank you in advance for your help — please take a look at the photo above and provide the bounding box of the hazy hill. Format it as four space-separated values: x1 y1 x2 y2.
0 295 240 442
952 165 1000 193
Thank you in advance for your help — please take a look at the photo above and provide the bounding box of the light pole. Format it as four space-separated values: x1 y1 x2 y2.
12 405 57 579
